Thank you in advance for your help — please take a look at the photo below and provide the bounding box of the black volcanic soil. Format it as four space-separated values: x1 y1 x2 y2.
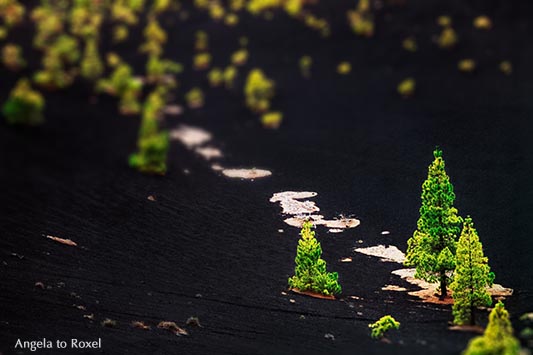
1 1 533 354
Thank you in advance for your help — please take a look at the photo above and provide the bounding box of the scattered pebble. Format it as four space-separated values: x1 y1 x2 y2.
324 333 335 340
45 235 77 247
132 321 151 330
34 282 45 289
381 231 390 235
101 318 117 328
147 195 156 202
340 257 352 263
289 299 296 304
186 317 202 327
158 321 188 336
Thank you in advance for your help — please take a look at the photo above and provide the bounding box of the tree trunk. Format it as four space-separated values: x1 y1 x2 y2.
470 305 475 326
439 272 447 299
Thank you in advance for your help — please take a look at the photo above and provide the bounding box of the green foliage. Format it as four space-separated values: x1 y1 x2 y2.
288 221 341 296
129 86 169 175
2 78 45 126
463 302 521 355
405 148 463 298
369 315 400 339
450 217 493 325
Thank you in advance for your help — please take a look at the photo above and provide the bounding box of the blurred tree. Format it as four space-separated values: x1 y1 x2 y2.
463 302 521 355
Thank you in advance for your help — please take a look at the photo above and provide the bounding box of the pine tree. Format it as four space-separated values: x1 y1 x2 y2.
288 221 341 296
2 78 45 126
451 217 494 325
405 149 462 299
463 301 521 355
80 37 103 81
129 86 169 175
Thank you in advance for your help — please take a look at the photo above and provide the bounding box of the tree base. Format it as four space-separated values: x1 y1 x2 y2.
290 288 336 300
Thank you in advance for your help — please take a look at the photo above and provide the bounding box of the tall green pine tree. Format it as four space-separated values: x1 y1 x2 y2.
450 216 494 325
288 221 341 296
405 149 462 298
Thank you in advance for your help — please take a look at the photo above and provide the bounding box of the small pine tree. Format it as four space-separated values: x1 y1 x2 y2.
2 78 45 126
129 86 169 175
405 149 463 299
80 37 103 81
451 217 494 325
369 315 400 339
288 221 341 296
463 301 521 355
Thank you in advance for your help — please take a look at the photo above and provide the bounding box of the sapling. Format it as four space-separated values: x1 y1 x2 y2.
458 59 476 73
244 68 275 113
195 31 208 52
299 55 312 78
450 217 494 325
473 16 492 30
397 78 415 98
185 87 204 109
145 55 182 84
500 61 512 75
337 61 351 75
347 0 374 37
223 65 237 88
2 44 25 71
231 49 248 66
261 111 283 129
129 86 170 175
193 52 211 70
369 315 400 340
288 221 342 297
3 78 45 126
0 0 25 27
80 37 104 81
207 67 223 87
463 302 520 355
437 26 458 49
405 149 463 299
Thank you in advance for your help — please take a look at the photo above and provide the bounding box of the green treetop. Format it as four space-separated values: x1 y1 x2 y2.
405 148 463 299
450 217 494 325
288 221 341 296
463 301 521 355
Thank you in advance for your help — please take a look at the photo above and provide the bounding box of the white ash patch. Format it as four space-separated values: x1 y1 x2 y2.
382 285 407 291
221 168 272 179
170 125 212 148
354 245 406 263
195 146 223 160
329 229 344 233
271 191 360 230
270 191 318 202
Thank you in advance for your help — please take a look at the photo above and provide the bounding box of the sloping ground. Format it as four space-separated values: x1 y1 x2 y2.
1 0 533 354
